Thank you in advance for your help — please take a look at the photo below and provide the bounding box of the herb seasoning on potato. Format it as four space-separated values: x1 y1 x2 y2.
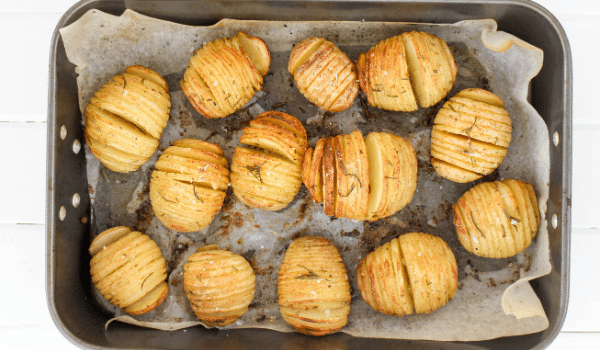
278 236 351 336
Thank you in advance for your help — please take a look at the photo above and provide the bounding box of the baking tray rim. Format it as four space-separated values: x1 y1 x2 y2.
46 0 573 349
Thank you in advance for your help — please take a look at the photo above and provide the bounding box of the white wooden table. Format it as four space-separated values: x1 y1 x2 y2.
0 0 595 348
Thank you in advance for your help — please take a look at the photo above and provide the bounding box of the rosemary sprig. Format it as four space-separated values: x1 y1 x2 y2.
338 182 357 198
247 160 268 184
470 212 485 237
192 185 204 203
296 265 320 280
339 158 362 188
503 208 521 225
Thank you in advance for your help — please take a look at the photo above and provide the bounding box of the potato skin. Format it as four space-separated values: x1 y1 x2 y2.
357 232 457 316
453 179 540 258
277 236 351 336
183 245 256 326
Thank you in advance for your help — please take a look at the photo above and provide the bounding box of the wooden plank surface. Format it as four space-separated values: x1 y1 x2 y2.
0 0 596 348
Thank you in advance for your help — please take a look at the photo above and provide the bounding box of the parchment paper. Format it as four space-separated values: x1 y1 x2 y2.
60 9 550 341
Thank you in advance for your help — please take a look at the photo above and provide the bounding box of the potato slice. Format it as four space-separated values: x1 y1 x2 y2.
289 37 326 74
278 236 351 336
453 179 540 258
357 232 457 316
356 34 418 111
124 281 169 315
86 136 148 172
322 137 337 217
431 158 482 184
456 87 505 108
240 127 304 165
184 245 255 326
233 187 288 211
88 226 132 258
401 31 457 108
245 116 306 163
391 135 418 215
348 130 370 221
303 138 326 203
235 31 271 76
302 147 316 199
365 132 388 221
379 132 402 219
232 147 301 184
256 111 309 150
230 173 299 203
341 134 359 220
333 136 347 218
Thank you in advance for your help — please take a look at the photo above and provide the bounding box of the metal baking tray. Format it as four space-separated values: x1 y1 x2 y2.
46 0 572 349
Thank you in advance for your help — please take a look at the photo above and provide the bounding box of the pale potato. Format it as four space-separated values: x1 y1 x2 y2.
453 179 540 258
89 227 168 315
356 232 458 316
181 31 270 119
289 37 359 112
431 88 512 183
231 111 307 211
356 31 456 111
278 236 351 336
150 138 229 232
183 245 256 326
84 65 171 172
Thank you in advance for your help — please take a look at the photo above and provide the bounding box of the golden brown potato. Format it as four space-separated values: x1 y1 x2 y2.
181 31 271 119
431 88 512 183
453 179 540 258
278 236 351 336
89 226 168 315
183 245 256 326
356 232 458 316
84 65 171 172
356 31 457 111
289 37 359 112
303 130 416 221
231 111 308 211
150 138 229 232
